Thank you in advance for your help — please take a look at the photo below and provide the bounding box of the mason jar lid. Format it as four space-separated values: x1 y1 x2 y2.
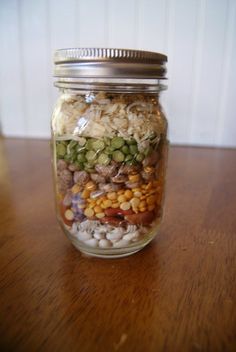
54 48 167 79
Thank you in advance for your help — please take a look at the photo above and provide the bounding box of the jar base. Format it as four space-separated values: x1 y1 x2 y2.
77 248 141 259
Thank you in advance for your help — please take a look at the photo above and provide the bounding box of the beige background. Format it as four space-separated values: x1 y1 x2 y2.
0 0 235 147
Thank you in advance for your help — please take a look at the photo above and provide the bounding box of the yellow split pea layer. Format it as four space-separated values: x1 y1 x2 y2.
70 179 161 220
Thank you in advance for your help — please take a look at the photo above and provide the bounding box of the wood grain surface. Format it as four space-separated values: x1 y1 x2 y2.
0 138 235 352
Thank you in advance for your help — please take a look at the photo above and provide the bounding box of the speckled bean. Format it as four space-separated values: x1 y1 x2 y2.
73 171 90 185
68 164 79 172
57 159 68 171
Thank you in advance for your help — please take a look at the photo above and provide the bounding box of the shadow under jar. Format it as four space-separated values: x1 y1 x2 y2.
52 48 168 258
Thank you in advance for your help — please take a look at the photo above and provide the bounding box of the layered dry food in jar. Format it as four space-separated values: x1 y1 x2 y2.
52 92 168 252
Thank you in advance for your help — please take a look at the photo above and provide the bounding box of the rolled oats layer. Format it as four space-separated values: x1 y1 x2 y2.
52 92 167 142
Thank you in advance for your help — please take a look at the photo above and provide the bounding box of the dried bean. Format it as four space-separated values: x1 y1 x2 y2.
113 239 130 248
123 231 140 241
125 181 141 189
73 171 90 185
78 232 92 241
63 191 72 207
142 151 159 167
58 169 73 193
94 232 106 240
106 231 123 241
90 173 106 184
141 171 155 181
99 183 122 192
95 164 117 178
119 164 140 175
68 163 80 172
57 159 68 171
99 239 112 248
125 211 155 225
111 174 128 183
85 238 99 247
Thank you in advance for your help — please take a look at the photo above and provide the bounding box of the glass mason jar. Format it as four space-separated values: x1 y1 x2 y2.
52 48 168 258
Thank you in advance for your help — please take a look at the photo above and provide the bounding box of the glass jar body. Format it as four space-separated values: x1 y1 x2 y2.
51 85 168 258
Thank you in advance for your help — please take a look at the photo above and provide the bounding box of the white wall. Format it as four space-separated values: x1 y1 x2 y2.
0 0 235 147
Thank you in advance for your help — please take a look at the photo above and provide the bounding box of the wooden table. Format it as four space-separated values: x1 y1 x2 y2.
0 138 235 352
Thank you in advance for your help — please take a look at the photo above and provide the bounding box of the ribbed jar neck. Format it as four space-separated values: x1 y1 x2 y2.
54 77 167 94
